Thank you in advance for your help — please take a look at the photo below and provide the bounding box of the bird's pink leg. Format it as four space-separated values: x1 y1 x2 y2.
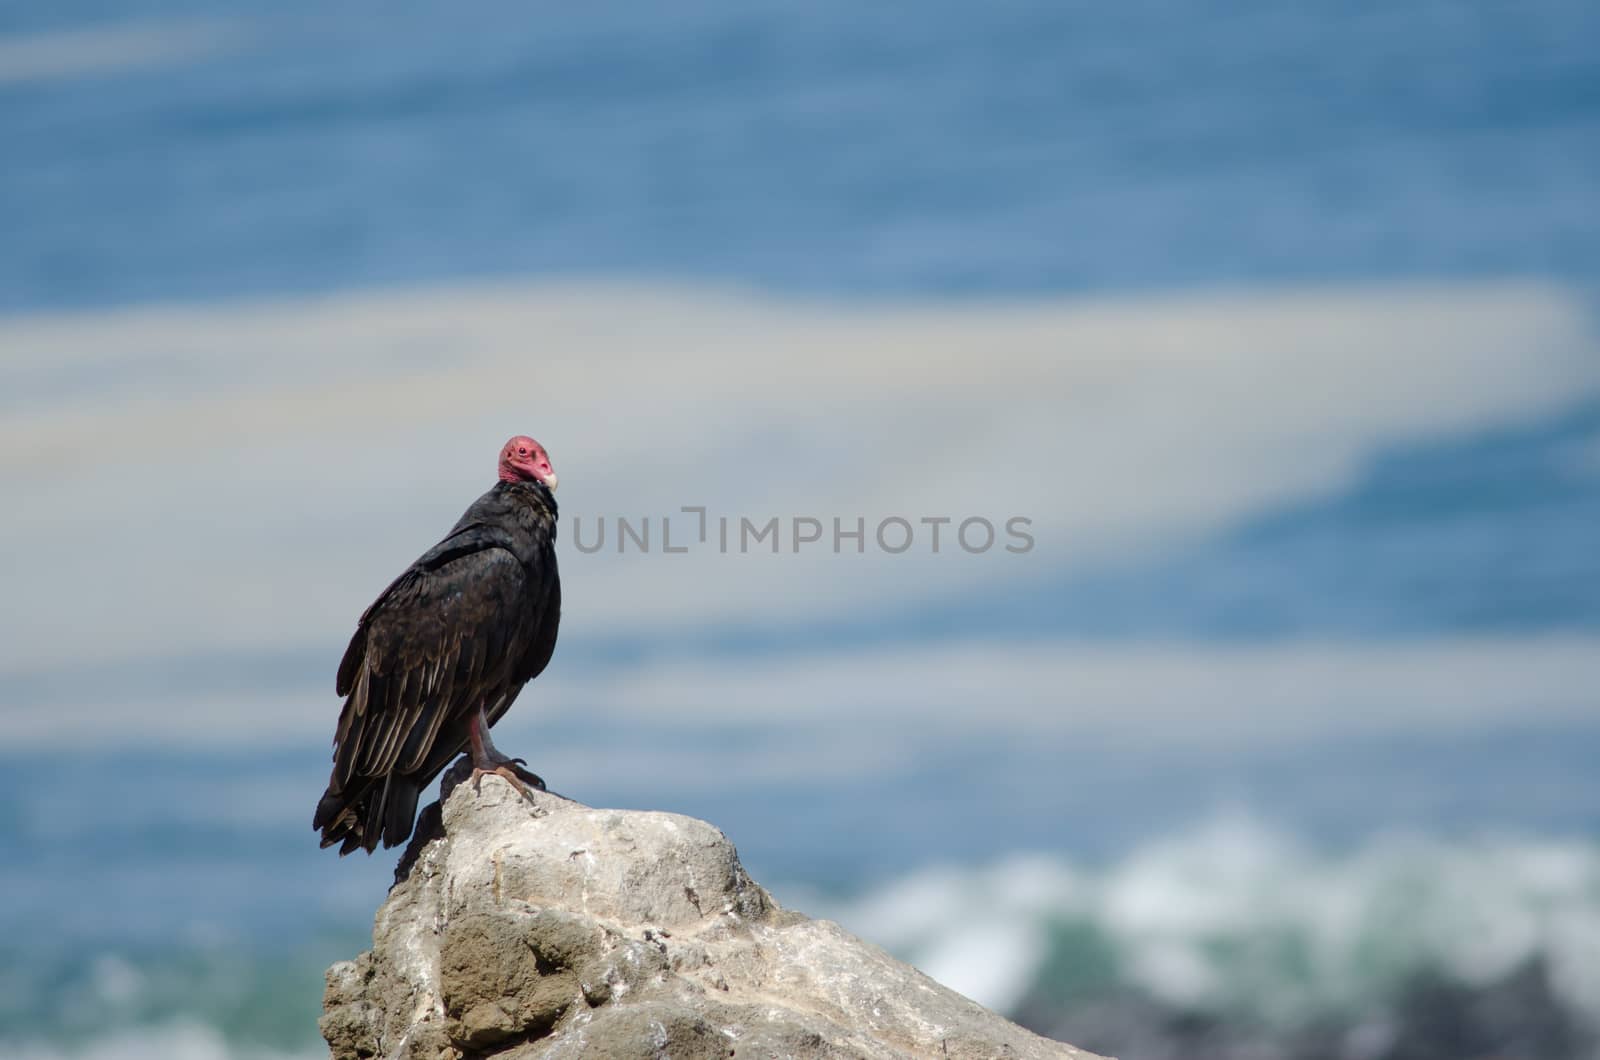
468 707 546 800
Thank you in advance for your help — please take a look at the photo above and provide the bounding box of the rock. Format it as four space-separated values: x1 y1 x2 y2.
322 760 1106 1060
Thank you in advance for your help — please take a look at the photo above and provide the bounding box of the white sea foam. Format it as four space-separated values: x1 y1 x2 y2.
1 281 1597 751
812 817 1600 1027
3 1023 321 1060
1 280 1595 677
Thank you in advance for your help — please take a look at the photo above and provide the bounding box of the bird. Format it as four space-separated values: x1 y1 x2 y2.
313 435 561 855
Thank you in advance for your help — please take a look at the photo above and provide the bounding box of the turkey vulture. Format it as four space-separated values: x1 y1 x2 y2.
313 436 561 854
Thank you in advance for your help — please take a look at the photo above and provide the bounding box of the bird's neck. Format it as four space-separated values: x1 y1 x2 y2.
500 479 557 519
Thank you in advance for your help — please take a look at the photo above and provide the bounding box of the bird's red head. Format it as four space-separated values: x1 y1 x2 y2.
498 435 558 490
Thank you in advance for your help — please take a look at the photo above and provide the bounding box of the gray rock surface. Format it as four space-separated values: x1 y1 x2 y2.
322 763 1105 1060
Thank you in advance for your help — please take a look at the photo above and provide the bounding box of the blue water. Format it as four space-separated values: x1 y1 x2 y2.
5 1 1600 1056
2 1 1598 310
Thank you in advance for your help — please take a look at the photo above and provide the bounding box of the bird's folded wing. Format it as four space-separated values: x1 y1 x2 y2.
331 547 530 789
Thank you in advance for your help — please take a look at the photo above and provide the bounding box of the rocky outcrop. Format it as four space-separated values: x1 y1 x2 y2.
321 761 1103 1059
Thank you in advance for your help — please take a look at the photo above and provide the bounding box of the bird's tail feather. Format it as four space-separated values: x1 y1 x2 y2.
313 778 383 855
382 777 423 850
313 772 425 855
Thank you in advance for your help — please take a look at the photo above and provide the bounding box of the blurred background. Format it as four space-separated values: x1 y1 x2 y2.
3 2 1599 1058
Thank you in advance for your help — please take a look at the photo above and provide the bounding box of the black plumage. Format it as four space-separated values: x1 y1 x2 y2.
313 477 560 854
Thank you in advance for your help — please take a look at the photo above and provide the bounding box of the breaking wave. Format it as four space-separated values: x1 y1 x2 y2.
811 817 1600 1058
4 1024 320 1060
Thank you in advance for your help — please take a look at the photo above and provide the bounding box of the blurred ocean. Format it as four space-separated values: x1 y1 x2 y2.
2 1 1599 1058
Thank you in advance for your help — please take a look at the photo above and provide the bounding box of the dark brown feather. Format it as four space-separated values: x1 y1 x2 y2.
314 480 559 853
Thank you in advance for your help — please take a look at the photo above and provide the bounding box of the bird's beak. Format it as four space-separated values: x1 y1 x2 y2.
543 471 559 491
